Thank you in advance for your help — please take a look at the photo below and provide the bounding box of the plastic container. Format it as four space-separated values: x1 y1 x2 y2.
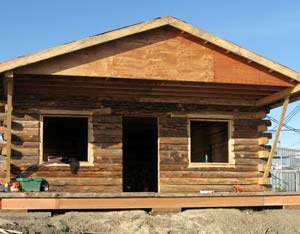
16 178 43 192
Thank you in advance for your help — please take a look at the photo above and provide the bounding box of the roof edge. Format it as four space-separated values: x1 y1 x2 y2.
0 16 298 82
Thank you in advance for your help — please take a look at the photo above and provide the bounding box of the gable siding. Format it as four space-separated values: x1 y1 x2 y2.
17 27 292 87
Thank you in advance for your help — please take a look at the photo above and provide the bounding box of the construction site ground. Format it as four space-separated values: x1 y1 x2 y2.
0 208 300 234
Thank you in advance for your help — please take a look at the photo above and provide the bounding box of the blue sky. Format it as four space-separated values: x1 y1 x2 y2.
1 0 300 148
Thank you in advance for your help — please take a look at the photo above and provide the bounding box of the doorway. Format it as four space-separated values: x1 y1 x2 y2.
123 117 158 192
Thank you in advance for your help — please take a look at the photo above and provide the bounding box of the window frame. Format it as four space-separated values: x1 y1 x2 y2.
39 111 94 166
188 118 234 168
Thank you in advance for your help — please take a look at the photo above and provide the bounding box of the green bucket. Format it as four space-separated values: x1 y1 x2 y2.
17 178 43 192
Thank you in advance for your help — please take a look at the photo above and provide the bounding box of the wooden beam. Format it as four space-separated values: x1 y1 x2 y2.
261 95 290 183
256 83 300 107
4 71 13 183
3 193 300 210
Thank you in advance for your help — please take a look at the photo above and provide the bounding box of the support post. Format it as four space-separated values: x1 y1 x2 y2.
4 71 13 183
260 95 290 184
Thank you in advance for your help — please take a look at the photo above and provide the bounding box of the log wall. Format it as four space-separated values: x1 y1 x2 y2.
5 92 272 193
159 116 271 193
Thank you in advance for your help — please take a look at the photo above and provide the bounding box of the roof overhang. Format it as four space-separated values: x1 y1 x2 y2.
0 16 299 108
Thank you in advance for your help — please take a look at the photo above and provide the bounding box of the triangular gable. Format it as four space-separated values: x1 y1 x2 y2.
15 26 293 87
0 16 298 83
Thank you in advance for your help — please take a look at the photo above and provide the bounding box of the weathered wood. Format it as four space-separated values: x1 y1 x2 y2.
232 145 270 152
160 171 263 178
160 178 258 185
23 170 122 178
46 177 121 186
12 128 39 142
4 71 13 183
233 137 269 146
12 120 39 129
159 137 188 145
160 184 269 193
49 185 122 193
234 158 266 165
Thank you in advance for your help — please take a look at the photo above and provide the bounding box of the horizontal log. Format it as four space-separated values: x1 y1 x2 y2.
233 139 258 145
12 128 39 142
233 137 269 146
24 170 122 178
93 129 122 136
92 116 122 123
49 185 122 193
160 184 269 193
93 149 122 157
160 151 188 164
46 177 122 186
93 123 122 130
258 151 269 158
159 137 188 145
94 155 122 163
12 141 40 148
160 184 234 193
257 124 268 133
234 119 271 127
160 177 258 185
258 137 269 145
160 171 263 178
258 164 266 172
235 158 266 165
11 163 122 172
234 152 259 159
12 147 39 156
159 129 188 138
12 120 39 129
93 143 122 149
12 113 39 121
92 136 122 143
160 164 259 172
232 145 270 152
159 144 189 151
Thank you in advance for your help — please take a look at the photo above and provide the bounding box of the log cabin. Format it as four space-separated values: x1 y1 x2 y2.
0 16 299 194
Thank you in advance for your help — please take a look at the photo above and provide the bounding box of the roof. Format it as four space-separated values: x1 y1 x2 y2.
0 16 299 82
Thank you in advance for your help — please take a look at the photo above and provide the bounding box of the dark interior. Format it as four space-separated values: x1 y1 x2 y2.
123 117 158 192
191 120 228 163
43 117 88 162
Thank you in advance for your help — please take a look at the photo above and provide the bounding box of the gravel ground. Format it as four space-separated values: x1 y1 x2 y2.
0 208 299 234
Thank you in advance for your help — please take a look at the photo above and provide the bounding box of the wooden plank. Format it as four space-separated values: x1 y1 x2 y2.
25 170 122 178
16 79 277 96
262 95 290 182
1 196 265 209
8 193 300 210
159 137 188 145
4 71 13 183
50 185 122 193
46 178 122 186
17 75 285 92
256 84 300 106
2 198 59 210
232 145 270 152
151 207 182 215
160 171 263 178
160 164 259 172
160 178 258 185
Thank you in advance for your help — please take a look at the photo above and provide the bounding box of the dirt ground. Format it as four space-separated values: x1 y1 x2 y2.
0 208 299 234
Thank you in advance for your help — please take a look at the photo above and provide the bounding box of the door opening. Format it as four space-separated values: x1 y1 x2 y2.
123 117 158 192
